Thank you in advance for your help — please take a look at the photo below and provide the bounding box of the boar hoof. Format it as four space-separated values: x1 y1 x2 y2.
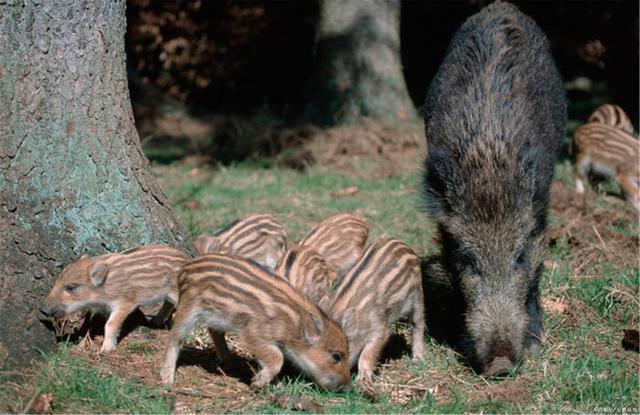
523 341 541 359
485 356 514 377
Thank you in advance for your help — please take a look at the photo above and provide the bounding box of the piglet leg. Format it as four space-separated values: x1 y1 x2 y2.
101 305 136 353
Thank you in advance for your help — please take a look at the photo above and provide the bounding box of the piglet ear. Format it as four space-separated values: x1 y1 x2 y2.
318 295 331 313
80 254 89 260
341 307 358 339
194 236 222 254
205 237 222 253
304 313 324 345
90 263 109 287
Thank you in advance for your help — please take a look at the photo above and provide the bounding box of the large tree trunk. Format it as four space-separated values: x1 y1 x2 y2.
0 1 193 369
305 0 417 126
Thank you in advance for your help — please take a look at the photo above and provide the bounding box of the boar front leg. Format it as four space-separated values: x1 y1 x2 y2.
101 304 136 353
523 284 542 358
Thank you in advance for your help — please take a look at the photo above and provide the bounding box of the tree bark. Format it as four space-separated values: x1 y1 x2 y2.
305 0 417 126
0 0 193 369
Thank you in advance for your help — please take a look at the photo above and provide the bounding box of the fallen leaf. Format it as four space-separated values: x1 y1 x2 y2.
29 393 53 414
184 200 200 210
330 186 359 198
189 167 201 177
270 393 323 412
542 297 567 315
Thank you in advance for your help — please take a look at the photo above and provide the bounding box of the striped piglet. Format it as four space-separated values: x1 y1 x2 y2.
275 245 336 304
40 245 189 352
194 214 287 269
299 213 368 280
573 122 639 210
320 238 425 398
160 254 351 391
587 103 634 134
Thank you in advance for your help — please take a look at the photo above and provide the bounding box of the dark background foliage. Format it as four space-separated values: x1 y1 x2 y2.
126 0 639 122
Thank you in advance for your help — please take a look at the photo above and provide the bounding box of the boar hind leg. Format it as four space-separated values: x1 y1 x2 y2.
523 285 542 358
411 293 426 363
357 326 389 400
241 331 283 389
101 304 137 353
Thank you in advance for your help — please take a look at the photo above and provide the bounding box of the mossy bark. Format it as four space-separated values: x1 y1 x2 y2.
0 0 193 369
305 0 417 126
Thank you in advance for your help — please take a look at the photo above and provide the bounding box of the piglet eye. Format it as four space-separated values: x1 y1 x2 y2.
331 352 343 363
65 284 79 293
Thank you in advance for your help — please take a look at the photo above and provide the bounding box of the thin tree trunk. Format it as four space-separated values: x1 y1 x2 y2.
0 0 193 369
305 0 417 126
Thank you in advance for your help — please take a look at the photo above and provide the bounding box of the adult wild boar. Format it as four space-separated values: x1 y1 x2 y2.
422 1 566 376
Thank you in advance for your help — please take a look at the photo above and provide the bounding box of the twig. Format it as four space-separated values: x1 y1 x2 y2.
20 388 40 415
592 225 609 253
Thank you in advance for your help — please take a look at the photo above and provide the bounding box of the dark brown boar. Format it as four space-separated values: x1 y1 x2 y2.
421 1 567 376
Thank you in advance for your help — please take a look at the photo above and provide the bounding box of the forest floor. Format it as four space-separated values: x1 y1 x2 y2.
1 124 638 413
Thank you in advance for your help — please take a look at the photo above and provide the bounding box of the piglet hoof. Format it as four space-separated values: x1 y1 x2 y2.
250 371 274 389
358 379 378 402
160 368 175 387
99 342 117 354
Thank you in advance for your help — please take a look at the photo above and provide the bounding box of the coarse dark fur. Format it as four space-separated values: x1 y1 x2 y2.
421 1 567 375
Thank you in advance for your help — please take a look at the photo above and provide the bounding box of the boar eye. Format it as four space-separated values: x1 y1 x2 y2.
331 352 343 363
65 283 80 294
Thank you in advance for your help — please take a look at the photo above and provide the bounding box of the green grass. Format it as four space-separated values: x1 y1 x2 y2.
2 158 637 413
1 345 171 413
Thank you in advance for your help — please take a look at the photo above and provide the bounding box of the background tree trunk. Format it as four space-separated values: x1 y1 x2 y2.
305 0 417 126
0 0 193 369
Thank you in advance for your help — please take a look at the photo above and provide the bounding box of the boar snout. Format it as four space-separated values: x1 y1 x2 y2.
466 295 527 376
485 356 514 377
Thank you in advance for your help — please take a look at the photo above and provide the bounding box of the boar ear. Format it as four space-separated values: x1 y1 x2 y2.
90 263 109 287
341 307 358 339
304 313 324 345
318 295 331 313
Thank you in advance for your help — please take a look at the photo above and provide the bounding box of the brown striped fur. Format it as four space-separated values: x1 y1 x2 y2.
573 122 640 210
160 254 350 390
587 104 634 134
321 238 424 396
276 245 336 304
194 214 287 270
299 213 368 279
40 245 189 352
